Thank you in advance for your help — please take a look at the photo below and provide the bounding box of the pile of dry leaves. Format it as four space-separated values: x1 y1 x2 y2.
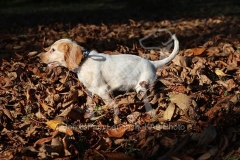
1 15 240 160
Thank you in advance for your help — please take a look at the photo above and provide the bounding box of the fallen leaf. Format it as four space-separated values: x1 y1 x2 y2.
216 79 236 91
160 136 178 148
127 111 141 123
199 75 212 85
172 55 188 68
28 51 38 57
14 46 23 49
2 108 14 121
215 68 230 77
105 124 133 138
166 151 194 160
196 146 218 160
169 93 191 111
46 119 65 130
185 48 206 56
57 125 74 136
214 135 228 159
104 152 134 160
33 130 58 147
39 101 54 111
191 125 217 146
163 102 175 121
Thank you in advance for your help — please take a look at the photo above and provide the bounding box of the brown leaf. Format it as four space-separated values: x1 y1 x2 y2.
206 46 220 56
216 79 236 91
166 151 194 160
114 114 121 125
57 104 74 117
147 54 159 61
214 135 228 159
7 72 17 80
26 124 38 137
28 51 38 57
105 124 133 138
172 55 188 68
39 101 54 111
104 152 134 160
205 96 234 120
185 47 206 56
167 85 187 93
190 125 216 146
15 134 27 144
83 149 134 160
2 108 14 121
160 136 178 148
199 75 212 85
27 64 42 76
33 130 58 147
75 35 85 43
114 139 128 145
163 102 175 121
35 109 46 119
15 52 23 57
196 146 218 159
127 111 141 123
57 125 74 136
115 93 136 105
169 93 191 111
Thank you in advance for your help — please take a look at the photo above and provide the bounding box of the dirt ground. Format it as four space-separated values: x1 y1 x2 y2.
1 0 240 159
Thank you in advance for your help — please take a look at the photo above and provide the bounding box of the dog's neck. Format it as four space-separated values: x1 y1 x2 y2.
72 49 90 73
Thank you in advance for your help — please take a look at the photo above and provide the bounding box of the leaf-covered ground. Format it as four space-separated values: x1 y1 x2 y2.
1 0 240 159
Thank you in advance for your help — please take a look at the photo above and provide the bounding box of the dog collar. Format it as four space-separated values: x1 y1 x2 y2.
72 49 90 73
83 49 90 58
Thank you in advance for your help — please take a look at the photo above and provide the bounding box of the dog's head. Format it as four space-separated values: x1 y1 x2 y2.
40 39 84 71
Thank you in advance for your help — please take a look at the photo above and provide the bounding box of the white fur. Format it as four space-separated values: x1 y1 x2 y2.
41 35 179 103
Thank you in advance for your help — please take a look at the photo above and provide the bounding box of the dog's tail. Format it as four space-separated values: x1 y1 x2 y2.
150 34 179 68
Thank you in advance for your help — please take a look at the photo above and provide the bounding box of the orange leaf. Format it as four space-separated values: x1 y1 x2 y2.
105 124 133 138
185 48 206 56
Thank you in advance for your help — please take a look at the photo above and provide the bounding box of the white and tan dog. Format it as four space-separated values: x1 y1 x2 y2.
41 34 179 111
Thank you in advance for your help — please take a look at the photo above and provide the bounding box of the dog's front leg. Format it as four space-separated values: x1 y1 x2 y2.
84 91 95 119
100 94 119 115
98 93 121 124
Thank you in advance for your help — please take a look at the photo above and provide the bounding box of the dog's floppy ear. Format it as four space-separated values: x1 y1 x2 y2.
59 42 83 71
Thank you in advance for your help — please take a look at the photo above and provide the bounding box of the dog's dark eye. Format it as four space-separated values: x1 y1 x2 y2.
52 48 55 52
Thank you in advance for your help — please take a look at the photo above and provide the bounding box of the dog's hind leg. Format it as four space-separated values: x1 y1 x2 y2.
136 81 155 118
